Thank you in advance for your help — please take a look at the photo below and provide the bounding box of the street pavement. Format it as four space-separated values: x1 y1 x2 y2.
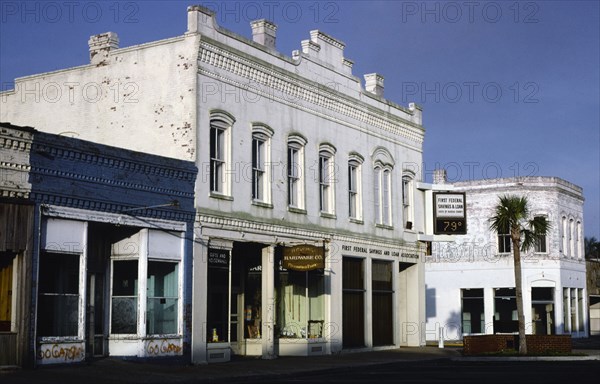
1 337 599 384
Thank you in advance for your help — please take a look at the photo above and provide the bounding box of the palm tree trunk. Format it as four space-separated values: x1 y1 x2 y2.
512 232 527 354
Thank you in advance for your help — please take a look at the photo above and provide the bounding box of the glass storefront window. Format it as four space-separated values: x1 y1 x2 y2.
111 260 138 334
37 252 80 337
275 255 324 339
147 261 178 335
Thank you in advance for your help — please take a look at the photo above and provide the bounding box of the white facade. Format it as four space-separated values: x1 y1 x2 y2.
425 176 587 341
1 6 429 363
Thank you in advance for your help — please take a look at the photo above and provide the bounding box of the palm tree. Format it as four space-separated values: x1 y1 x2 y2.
489 195 550 355
585 236 599 260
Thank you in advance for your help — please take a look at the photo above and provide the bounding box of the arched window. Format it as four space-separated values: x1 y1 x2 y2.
348 152 364 221
251 123 273 204
371 147 394 227
287 134 307 210
209 110 235 196
318 144 336 215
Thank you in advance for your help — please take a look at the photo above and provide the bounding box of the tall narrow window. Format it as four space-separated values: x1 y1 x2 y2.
287 135 307 210
37 253 80 337
347 155 363 221
577 221 582 259
371 147 395 227
498 226 511 254
534 216 547 253
147 261 178 335
111 260 139 334
561 216 567 256
209 111 234 196
319 155 331 212
252 137 265 201
251 124 273 204
318 144 336 215
210 125 225 193
569 219 575 258
374 165 392 226
402 174 414 230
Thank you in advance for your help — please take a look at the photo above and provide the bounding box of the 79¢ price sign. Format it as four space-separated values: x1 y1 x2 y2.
433 192 467 235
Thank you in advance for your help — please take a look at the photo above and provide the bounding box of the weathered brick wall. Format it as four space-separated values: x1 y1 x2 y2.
463 335 572 355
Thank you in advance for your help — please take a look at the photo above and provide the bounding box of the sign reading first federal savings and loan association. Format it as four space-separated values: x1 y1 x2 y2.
282 245 324 271
433 192 467 235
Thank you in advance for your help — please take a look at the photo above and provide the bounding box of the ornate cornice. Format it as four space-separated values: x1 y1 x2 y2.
34 193 195 223
30 166 194 199
197 213 420 252
31 142 196 182
198 41 424 145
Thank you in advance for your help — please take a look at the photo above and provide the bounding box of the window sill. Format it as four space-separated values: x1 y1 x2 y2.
349 218 364 225
252 200 273 209
320 212 336 220
376 223 394 230
288 207 307 215
210 192 233 201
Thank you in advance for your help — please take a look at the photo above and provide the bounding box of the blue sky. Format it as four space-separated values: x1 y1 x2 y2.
1 0 599 238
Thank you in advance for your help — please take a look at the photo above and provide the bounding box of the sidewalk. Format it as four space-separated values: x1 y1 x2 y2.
0 347 459 384
1 342 598 384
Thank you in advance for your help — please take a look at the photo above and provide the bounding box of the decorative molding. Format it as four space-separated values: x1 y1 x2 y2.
30 166 194 199
31 142 197 182
198 41 425 145
42 204 189 231
197 213 419 252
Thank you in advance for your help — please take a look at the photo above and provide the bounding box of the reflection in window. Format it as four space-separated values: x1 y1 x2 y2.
111 260 138 334
37 253 80 337
147 261 178 335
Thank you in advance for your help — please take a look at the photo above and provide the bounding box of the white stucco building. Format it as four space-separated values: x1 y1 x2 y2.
425 175 587 341
1 5 430 364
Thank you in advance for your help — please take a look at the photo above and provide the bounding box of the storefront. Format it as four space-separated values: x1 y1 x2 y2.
195 229 425 363
36 210 189 364
202 239 329 362
0 123 197 366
